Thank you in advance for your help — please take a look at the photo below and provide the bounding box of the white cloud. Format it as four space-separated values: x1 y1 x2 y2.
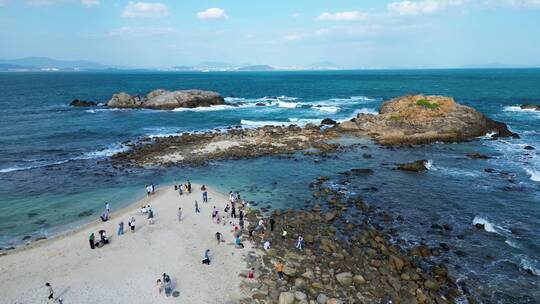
122 2 169 18
81 0 98 7
284 34 301 41
387 0 466 16
197 7 228 20
316 11 369 21
292 12 300 17
26 0 63 6
491 0 540 8
108 26 175 37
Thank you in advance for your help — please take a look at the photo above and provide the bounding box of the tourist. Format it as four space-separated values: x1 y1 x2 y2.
117 221 124 235
195 200 200 213
148 208 154 224
146 185 151 196
156 279 164 295
231 206 237 219
45 282 54 303
178 184 183 195
177 208 182 222
140 205 147 214
128 217 136 232
215 232 222 244
257 219 265 231
187 180 191 193
296 235 304 251
98 230 109 246
162 273 172 297
89 233 95 249
282 228 287 239
201 184 206 191
174 180 178 191
224 204 230 214
235 236 244 249
212 206 218 220
269 217 275 231
248 268 255 279
263 240 271 251
105 202 110 213
202 249 211 265
239 218 245 230
239 209 244 221
100 210 109 222
203 190 208 202
274 262 284 280
151 184 155 194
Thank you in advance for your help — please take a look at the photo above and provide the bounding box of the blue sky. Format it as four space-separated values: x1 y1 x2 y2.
0 0 539 68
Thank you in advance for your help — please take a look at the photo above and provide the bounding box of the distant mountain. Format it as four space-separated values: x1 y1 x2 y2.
0 57 109 70
309 61 342 70
237 65 274 71
460 63 540 69
194 61 235 70
0 63 30 71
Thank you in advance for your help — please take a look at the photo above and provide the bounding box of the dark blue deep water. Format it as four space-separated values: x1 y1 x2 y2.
0 70 539 302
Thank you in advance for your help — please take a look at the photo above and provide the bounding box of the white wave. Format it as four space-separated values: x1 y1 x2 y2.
288 118 322 125
330 96 376 103
224 97 245 102
313 106 340 113
354 107 379 115
172 104 253 112
241 118 321 128
525 168 540 182
505 239 520 249
277 96 298 101
472 216 511 236
503 106 539 113
425 160 434 170
0 160 70 173
78 144 129 159
276 101 299 109
520 257 539 276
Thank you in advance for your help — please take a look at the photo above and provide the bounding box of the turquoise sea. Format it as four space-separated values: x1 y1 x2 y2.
0 70 539 302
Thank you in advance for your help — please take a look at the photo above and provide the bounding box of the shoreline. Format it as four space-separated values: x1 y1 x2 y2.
0 183 253 303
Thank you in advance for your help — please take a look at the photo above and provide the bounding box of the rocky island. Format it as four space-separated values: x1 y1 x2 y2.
112 94 518 168
107 89 224 110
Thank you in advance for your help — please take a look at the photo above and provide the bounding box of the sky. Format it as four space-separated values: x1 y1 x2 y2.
0 0 539 68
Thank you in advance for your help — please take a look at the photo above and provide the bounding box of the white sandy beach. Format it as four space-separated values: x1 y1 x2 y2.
0 184 252 304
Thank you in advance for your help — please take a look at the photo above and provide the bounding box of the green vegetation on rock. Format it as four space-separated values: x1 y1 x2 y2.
416 98 439 110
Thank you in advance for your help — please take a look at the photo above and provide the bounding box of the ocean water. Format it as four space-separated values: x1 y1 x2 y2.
0 70 539 302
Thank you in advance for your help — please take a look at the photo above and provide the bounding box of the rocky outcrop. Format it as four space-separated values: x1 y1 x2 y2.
336 95 518 145
520 104 540 111
321 118 337 125
397 160 428 172
107 89 224 110
70 99 97 107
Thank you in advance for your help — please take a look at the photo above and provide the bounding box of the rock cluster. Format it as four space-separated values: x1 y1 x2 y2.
238 178 461 304
112 124 341 167
107 89 224 110
336 95 518 145
70 99 97 107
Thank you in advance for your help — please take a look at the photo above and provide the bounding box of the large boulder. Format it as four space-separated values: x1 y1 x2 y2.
107 89 224 110
337 95 518 145
397 160 428 172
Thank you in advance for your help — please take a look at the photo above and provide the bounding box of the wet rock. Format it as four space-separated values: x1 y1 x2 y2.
321 118 337 125
466 152 490 159
255 102 266 106
22 235 32 241
474 223 485 229
524 145 535 150
362 153 372 159
324 211 337 222
70 99 97 107
397 160 428 172
78 209 94 217
424 279 440 291
350 168 374 175
520 104 540 111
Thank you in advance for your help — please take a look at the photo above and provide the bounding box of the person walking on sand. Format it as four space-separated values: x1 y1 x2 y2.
162 273 172 297
187 180 192 193
156 279 164 295
128 217 136 232
195 200 200 213
177 207 182 222
105 202 110 213
215 232 222 244
118 221 124 236
148 208 154 224
202 190 208 203
45 282 54 303
202 249 211 265
146 185 151 196
89 233 95 249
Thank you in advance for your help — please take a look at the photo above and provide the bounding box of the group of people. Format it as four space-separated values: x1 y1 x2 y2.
156 273 173 297
175 180 192 195
88 229 109 249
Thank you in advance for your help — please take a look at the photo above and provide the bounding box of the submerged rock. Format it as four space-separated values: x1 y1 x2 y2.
70 99 97 107
397 160 428 172
466 152 490 159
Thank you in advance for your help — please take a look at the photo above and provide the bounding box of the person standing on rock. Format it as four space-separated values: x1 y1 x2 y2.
177 208 182 222
117 221 124 236
195 200 200 213
269 217 275 231
296 235 304 251
89 233 95 249
274 262 284 280
231 206 237 219
282 228 288 239
263 240 271 251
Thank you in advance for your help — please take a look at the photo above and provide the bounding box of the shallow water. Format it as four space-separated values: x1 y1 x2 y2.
0 70 539 302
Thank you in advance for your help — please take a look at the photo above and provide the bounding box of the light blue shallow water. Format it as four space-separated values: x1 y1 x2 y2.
0 70 539 302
